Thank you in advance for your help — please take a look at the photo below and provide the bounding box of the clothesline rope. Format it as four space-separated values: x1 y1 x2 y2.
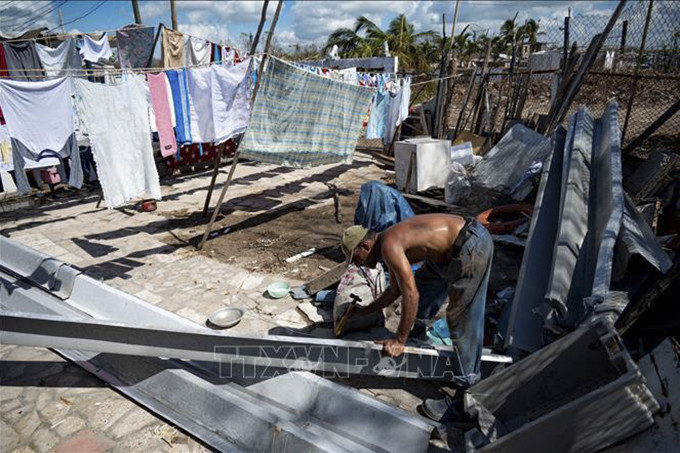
0 24 146 44
410 73 464 86
2 53 457 88
0 22 242 50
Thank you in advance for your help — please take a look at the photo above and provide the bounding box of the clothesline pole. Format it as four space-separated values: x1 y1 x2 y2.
198 0 269 220
197 0 282 251
201 141 227 216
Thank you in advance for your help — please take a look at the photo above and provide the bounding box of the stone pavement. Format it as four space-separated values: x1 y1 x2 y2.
1 152 442 452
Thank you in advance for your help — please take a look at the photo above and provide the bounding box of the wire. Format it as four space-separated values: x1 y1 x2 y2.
0 0 65 28
49 0 106 32
5 1 68 33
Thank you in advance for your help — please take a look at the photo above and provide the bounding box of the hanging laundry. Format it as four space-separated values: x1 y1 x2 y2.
213 43 221 64
73 77 161 209
339 67 358 84
165 69 192 143
385 78 411 145
0 77 81 193
240 57 375 168
2 41 44 81
145 73 176 133
400 77 411 122
35 38 82 79
116 26 155 69
0 125 12 171
366 88 389 140
212 58 251 143
0 43 10 78
162 28 184 69
0 120 60 174
186 66 214 143
79 33 113 63
221 47 239 67
184 36 211 67
147 72 178 158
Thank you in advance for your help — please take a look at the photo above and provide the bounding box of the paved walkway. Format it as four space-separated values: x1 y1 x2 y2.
1 153 438 452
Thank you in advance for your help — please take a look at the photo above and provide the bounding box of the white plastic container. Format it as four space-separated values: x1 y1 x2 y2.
395 138 451 193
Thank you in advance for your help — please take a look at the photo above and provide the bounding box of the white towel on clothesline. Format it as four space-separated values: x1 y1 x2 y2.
184 36 211 67
185 58 251 144
0 77 75 154
79 33 113 63
35 38 83 78
73 77 161 209
212 59 251 143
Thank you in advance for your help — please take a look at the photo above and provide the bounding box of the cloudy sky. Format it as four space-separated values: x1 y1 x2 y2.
0 0 626 49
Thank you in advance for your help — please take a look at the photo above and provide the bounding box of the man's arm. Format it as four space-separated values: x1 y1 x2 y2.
355 269 401 316
386 249 419 345
375 241 419 357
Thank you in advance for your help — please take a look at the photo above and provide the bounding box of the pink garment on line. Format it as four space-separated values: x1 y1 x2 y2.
147 73 177 158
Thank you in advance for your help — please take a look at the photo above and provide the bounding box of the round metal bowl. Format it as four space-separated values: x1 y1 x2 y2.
207 307 244 329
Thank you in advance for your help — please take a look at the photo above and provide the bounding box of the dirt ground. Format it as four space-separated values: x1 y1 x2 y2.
162 194 359 282
159 186 523 308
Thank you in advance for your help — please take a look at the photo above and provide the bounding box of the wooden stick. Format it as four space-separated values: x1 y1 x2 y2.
201 142 227 217
197 0 282 251
623 97 680 155
453 67 478 138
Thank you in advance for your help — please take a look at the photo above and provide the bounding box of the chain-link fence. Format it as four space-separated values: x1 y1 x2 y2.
446 0 680 151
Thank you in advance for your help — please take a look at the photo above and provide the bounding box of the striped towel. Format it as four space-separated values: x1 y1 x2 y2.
240 57 375 168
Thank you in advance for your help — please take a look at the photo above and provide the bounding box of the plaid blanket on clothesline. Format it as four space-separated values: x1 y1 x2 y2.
240 56 376 168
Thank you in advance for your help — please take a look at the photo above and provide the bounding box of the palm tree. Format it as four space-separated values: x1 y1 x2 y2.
323 15 440 73
324 26 374 58
519 19 542 52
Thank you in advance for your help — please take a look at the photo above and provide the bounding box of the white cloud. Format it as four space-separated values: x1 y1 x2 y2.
288 0 398 43
177 0 272 24
168 0 622 52
180 23 229 44
0 0 57 37
139 0 168 20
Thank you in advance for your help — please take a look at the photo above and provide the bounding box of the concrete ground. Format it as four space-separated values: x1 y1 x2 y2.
0 152 446 452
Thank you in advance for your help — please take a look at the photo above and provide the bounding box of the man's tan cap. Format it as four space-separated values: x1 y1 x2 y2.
341 225 368 259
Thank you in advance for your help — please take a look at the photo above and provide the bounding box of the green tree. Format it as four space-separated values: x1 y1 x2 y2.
519 19 542 52
323 15 439 73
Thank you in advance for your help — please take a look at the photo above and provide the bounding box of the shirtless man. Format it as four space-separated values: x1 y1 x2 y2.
341 214 493 420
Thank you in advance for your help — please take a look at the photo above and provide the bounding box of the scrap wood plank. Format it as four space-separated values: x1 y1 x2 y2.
305 262 347 295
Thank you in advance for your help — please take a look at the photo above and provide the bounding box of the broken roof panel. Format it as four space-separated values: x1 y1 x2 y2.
471 123 552 193
505 127 567 353
615 192 673 276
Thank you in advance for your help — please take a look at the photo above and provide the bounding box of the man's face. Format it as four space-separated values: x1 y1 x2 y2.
352 240 371 267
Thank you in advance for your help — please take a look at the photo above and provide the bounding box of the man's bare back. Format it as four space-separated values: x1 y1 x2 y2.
379 214 467 265
348 214 468 357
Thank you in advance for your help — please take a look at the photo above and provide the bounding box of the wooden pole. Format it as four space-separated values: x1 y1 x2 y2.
198 0 269 221
449 0 461 48
170 0 178 30
622 97 680 155
58 9 66 34
249 0 270 55
433 14 447 138
562 16 570 75
454 66 478 138
145 24 164 68
201 142 227 216
621 0 653 143
620 20 628 51
262 0 283 55
443 0 461 132
197 0 282 251
131 0 142 24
